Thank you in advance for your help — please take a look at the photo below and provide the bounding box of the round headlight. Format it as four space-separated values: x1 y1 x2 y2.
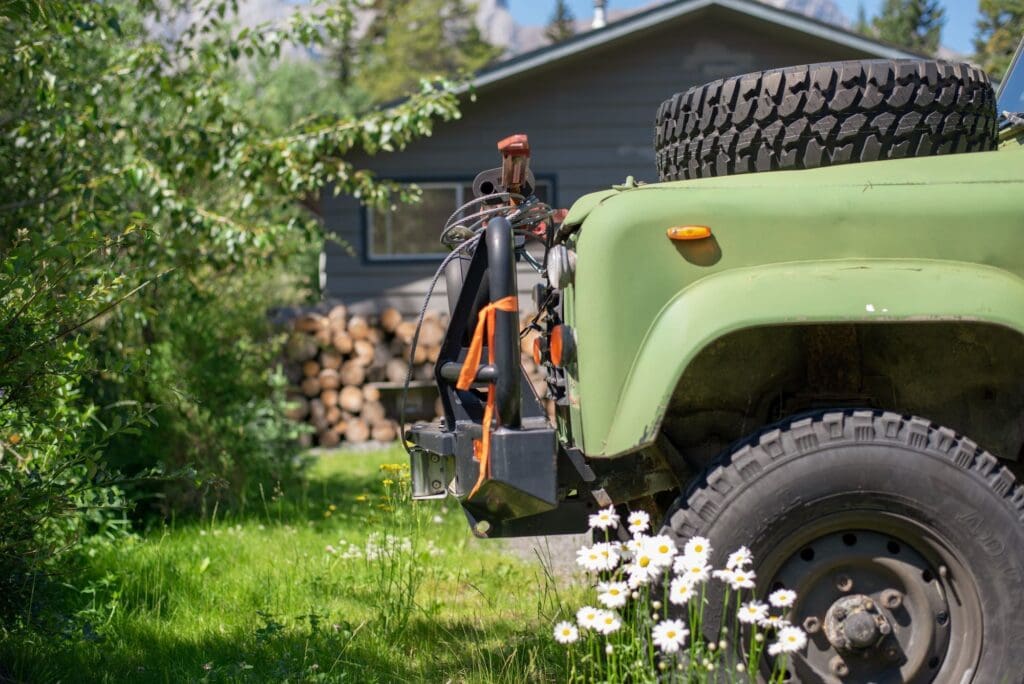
546 245 576 288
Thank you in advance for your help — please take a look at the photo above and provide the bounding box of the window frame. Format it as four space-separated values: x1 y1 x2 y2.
362 174 557 264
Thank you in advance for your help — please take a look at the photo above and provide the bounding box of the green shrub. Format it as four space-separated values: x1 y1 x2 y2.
1 0 460 620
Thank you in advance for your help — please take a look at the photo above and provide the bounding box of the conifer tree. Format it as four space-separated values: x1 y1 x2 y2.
546 0 576 44
872 0 945 54
974 0 1024 80
355 0 502 103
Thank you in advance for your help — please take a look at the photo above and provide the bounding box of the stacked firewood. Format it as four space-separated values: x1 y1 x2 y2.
281 302 551 447
282 304 448 447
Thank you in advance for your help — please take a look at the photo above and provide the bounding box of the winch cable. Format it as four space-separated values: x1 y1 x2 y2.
399 233 482 457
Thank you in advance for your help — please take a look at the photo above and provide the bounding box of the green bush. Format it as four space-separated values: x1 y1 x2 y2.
92 265 313 516
0 0 461 620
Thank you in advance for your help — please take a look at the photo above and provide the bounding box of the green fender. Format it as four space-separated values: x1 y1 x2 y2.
593 259 1024 458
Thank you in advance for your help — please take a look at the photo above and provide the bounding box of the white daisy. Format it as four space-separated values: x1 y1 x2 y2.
575 542 620 572
553 621 579 644
683 536 712 561
576 605 601 631
576 545 603 571
726 546 753 570
759 614 790 631
627 510 650 535
768 626 807 655
668 576 695 606
626 559 661 587
621 536 644 561
674 555 710 587
594 610 622 635
644 535 678 569
738 600 769 624
592 542 620 571
712 568 734 584
589 506 620 531
652 619 689 653
728 567 756 590
769 588 797 608
597 581 629 609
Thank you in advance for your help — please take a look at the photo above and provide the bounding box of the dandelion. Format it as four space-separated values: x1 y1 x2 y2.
769 588 797 608
674 556 710 587
683 535 712 561
768 626 808 655
589 506 620 531
597 581 629 609
726 546 753 570
553 621 579 644
576 606 601 631
595 610 622 635
354 494 369 502
652 619 689 653
644 535 678 568
759 614 790 631
668 576 695 606
738 600 769 624
382 478 394 486
728 567 756 590
627 510 650 535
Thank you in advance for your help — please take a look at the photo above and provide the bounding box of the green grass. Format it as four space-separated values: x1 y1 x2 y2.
1 448 578 683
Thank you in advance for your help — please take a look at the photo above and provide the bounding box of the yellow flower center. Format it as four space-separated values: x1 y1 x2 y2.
667 630 676 638
639 557 650 568
658 545 669 554
694 545 704 552
610 588 619 595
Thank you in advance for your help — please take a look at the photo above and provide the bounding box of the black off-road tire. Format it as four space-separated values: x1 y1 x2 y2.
661 410 1024 683
654 60 998 181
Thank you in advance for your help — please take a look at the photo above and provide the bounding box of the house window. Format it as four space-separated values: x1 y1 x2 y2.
367 179 552 260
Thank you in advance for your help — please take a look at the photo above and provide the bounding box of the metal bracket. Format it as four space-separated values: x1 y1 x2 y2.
410 448 452 500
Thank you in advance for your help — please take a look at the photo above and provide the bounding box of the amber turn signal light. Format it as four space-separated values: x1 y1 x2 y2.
666 225 712 241
532 336 544 366
550 324 575 368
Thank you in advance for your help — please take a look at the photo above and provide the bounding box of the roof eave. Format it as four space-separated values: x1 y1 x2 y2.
465 0 922 94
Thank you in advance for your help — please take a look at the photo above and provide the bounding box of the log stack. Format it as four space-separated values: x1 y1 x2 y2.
281 302 551 447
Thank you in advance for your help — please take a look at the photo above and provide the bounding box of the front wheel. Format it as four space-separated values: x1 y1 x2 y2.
661 410 1024 683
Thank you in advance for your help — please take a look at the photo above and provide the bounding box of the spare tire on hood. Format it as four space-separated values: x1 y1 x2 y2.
654 60 997 182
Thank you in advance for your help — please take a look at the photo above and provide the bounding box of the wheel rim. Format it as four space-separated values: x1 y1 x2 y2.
759 512 983 683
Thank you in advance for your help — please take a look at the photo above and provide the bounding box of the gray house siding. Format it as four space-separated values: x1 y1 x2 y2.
322 4 885 313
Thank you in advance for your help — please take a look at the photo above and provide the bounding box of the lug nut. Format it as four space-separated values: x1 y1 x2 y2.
836 575 854 592
881 589 903 610
877 620 892 636
803 616 821 633
830 656 849 677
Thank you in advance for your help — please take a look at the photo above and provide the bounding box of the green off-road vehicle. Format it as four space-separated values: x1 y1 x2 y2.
406 39 1024 682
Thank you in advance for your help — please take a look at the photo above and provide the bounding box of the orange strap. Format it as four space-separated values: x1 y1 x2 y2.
455 295 518 498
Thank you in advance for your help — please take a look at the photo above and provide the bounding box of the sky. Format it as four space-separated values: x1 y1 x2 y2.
507 0 982 55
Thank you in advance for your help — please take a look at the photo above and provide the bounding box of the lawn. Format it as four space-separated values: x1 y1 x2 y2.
1 448 579 683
